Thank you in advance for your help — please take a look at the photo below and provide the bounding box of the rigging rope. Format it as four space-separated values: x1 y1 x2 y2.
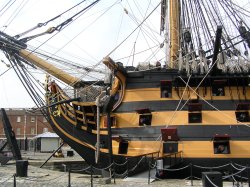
20 0 100 43
125 0 162 61
0 0 15 14
41 0 161 92
23 0 120 93
4 51 47 117
2 0 30 32
105 1 162 58
0 0 16 17
0 66 13 77
178 76 250 128
15 0 88 38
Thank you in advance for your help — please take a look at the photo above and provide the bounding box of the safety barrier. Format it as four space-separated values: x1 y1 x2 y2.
152 162 250 186
1 160 250 186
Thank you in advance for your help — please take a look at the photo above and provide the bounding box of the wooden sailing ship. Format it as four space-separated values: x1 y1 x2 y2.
1 0 250 178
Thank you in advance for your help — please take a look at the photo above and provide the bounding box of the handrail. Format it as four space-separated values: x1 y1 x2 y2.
157 151 183 159
125 151 160 158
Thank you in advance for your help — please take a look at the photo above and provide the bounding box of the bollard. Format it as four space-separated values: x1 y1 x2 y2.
148 158 151 184
239 166 243 187
62 164 67 172
248 164 250 187
113 164 116 184
13 174 16 187
190 163 193 186
126 158 129 176
16 160 28 177
68 168 71 187
230 162 234 186
90 165 93 187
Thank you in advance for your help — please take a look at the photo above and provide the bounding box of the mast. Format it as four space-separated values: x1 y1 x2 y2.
19 49 81 87
169 0 180 68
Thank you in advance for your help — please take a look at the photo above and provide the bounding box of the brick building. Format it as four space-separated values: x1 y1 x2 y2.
0 108 54 150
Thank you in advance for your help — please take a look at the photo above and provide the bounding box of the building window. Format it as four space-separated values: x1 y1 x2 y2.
212 80 226 96
31 117 35 123
17 116 21 123
43 128 48 133
30 128 35 135
16 128 21 135
160 80 172 98
43 117 47 123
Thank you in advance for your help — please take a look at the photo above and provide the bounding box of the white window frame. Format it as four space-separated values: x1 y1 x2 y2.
30 128 35 135
17 116 21 123
43 128 48 133
16 128 21 135
31 116 35 123
43 117 47 123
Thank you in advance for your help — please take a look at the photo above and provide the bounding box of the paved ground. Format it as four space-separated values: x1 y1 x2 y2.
0 151 249 186
0 164 249 187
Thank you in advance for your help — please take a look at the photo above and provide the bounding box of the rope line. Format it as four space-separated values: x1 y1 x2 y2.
92 163 114 171
223 168 246 179
113 160 128 166
128 156 146 172
70 166 92 172
114 170 128 178
161 164 190 171
2 160 250 185
231 163 245 171
193 163 231 169
204 174 219 187
0 175 14 184
234 162 250 168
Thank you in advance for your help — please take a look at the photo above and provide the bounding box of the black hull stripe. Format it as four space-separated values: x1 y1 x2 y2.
111 125 250 141
115 99 250 113
126 69 249 89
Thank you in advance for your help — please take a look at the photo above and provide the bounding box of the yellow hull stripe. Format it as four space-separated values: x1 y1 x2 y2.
123 87 250 102
113 111 250 127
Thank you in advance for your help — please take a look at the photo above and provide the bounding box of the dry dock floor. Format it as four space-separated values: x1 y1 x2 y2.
1 164 249 187
0 151 248 186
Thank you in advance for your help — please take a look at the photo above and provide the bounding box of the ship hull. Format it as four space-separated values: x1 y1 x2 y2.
45 69 250 178
47 105 250 178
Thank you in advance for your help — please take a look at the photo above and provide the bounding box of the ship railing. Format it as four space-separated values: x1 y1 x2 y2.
75 85 103 102
58 84 104 103
156 151 183 169
116 151 160 177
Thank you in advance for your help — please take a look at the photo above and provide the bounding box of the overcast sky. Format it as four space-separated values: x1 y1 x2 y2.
0 0 249 108
0 0 163 108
